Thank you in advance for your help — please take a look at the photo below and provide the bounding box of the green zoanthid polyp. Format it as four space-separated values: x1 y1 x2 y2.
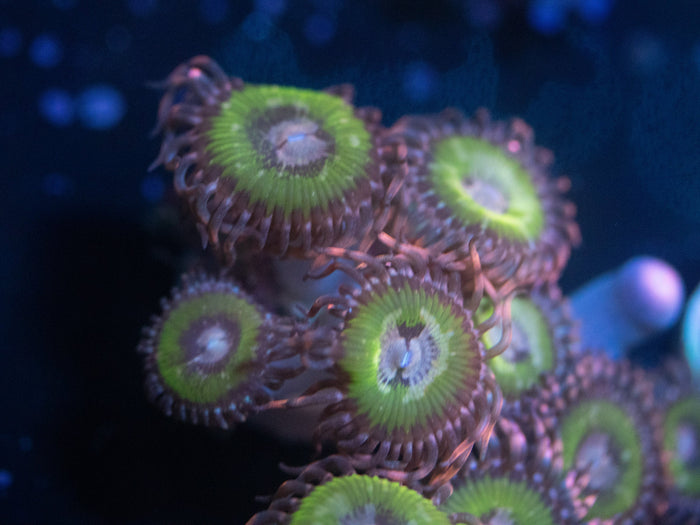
443 476 555 525
207 84 372 218
138 55 692 525
341 280 480 434
429 135 544 243
664 397 700 496
386 108 580 290
158 290 260 400
153 56 392 261
483 295 553 396
289 474 451 525
560 400 643 520
438 415 593 524
138 274 302 429
307 252 502 487
478 283 575 398
533 354 668 522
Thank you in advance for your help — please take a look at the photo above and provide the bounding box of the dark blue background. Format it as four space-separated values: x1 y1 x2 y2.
1 0 698 522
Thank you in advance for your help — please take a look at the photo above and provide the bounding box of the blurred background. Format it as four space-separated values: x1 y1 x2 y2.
1 0 698 522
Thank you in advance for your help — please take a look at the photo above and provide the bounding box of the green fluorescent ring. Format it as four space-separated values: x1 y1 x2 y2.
290 474 451 525
481 296 555 396
341 282 479 434
561 400 643 519
664 397 700 495
442 475 554 525
206 84 372 218
429 135 544 242
157 292 262 404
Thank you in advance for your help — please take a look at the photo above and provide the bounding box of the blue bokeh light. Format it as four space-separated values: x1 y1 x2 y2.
0 470 13 492
402 61 438 103
38 88 76 127
29 33 64 69
528 0 567 35
76 85 127 130
574 0 613 24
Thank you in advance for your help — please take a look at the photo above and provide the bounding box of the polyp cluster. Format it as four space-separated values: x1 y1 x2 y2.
138 56 698 524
